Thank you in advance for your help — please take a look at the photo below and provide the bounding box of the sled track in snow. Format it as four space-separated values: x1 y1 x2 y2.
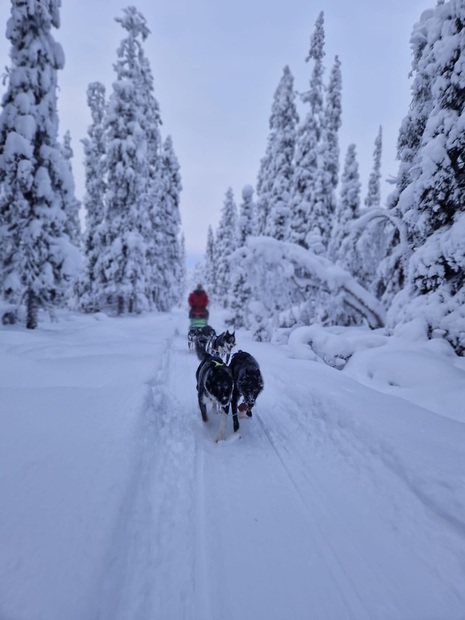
97 326 465 620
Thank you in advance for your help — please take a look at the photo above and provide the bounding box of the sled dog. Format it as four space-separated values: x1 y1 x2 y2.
209 330 236 363
196 354 234 441
188 326 201 351
229 350 264 433
194 325 217 361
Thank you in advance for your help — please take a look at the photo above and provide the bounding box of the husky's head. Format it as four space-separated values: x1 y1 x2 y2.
217 330 236 352
238 367 264 408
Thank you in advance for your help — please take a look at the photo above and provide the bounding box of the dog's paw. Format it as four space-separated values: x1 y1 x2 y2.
216 432 242 444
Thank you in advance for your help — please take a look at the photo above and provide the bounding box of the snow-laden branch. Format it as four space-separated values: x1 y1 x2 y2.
241 236 385 328
348 207 411 273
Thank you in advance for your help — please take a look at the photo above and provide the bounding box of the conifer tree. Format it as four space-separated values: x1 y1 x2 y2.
289 11 325 250
329 144 361 269
215 187 238 307
0 0 79 328
139 32 163 308
204 225 217 299
96 7 151 315
229 185 256 327
308 53 341 255
255 150 272 236
375 10 436 306
156 135 183 311
78 81 107 312
265 66 299 241
365 126 383 208
238 184 256 245
178 233 186 305
324 56 342 192
355 126 385 289
60 131 82 247
389 0 465 353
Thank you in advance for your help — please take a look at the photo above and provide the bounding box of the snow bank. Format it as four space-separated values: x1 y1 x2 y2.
0 311 178 620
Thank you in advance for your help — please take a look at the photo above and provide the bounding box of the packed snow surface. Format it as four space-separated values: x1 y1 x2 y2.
1 309 465 620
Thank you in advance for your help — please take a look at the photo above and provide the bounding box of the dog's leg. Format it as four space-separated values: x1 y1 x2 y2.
231 407 240 433
215 405 227 442
231 389 240 433
198 393 208 422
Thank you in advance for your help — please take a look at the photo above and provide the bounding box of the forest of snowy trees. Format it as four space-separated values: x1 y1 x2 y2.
202 2 465 355
0 0 464 356
0 2 184 328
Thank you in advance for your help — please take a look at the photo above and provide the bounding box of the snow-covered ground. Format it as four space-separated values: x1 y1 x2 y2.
1 308 465 620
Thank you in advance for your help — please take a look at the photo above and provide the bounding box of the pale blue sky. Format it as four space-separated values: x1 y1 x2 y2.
0 0 430 257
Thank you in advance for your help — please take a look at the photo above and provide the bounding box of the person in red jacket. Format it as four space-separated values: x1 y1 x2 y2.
188 284 209 319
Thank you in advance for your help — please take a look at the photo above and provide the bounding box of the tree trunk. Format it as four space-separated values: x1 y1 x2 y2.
26 288 38 329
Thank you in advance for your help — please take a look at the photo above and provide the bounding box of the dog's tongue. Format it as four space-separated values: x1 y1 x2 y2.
238 402 249 412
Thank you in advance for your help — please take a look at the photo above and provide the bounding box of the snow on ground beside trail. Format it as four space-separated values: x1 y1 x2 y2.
0 311 178 620
1 308 465 620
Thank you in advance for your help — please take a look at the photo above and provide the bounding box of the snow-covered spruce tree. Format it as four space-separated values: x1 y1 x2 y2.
365 126 382 208
263 66 299 241
60 131 81 248
178 232 186 305
255 66 297 239
289 11 325 250
329 143 361 268
388 0 465 353
324 56 342 194
228 185 256 327
255 145 272 236
352 126 386 291
215 187 238 308
326 144 363 325
203 225 217 299
238 184 256 245
155 135 183 311
138 32 163 309
77 81 107 312
303 53 342 325
96 7 152 315
304 54 340 257
373 9 437 307
0 0 80 328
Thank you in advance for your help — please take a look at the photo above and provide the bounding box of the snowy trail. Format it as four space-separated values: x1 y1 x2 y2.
2 311 465 619
97 317 465 620
97 328 201 619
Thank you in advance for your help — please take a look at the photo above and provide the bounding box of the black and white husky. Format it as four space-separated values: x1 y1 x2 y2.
196 354 234 442
188 326 200 351
229 350 264 433
194 325 217 361
208 330 236 363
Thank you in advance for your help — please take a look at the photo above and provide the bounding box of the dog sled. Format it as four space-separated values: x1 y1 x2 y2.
188 312 209 351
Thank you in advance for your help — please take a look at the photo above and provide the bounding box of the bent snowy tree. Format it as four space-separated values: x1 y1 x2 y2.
237 237 385 330
345 208 411 277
